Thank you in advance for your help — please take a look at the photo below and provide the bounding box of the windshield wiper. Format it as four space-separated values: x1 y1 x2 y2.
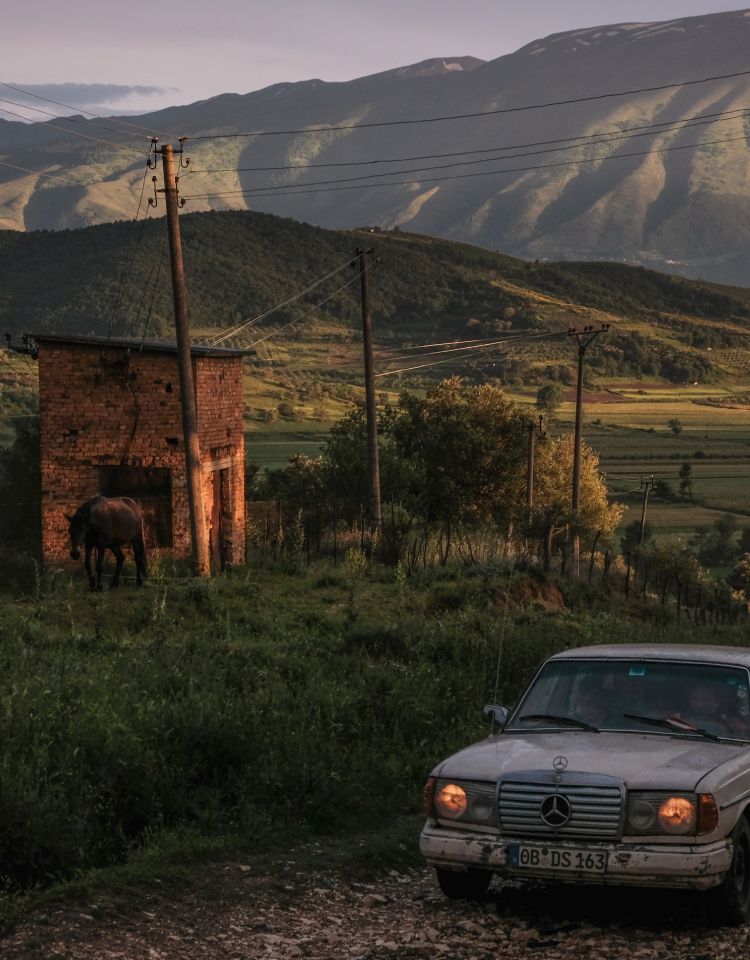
623 713 720 742
518 713 600 733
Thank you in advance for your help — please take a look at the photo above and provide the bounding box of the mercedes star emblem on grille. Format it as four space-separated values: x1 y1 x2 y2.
552 755 568 771
540 793 572 828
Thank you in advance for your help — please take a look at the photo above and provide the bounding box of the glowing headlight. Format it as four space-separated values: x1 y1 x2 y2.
658 796 696 835
435 783 468 819
626 792 701 836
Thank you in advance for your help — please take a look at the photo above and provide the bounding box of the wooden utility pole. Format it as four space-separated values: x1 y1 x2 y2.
568 324 608 577
153 140 210 577
639 475 655 545
356 248 382 532
526 418 541 511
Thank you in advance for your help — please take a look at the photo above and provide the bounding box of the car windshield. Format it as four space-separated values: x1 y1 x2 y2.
507 658 750 741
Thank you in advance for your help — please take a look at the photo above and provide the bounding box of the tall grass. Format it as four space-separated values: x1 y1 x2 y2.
0 561 746 896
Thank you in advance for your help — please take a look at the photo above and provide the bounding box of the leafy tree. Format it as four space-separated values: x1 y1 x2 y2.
728 553 750 596
620 520 653 558
692 514 740 566
530 435 624 571
535 383 564 426
678 463 693 501
254 454 326 501
393 378 526 524
667 418 683 436
653 480 676 501
321 404 412 504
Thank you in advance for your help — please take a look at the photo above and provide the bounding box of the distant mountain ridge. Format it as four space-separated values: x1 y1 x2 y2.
2 9 750 284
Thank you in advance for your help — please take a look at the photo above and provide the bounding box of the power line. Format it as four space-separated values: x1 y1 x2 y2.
193 117 749 194
380 335 512 352
0 95 152 141
188 106 750 175
244 272 365 349
182 133 749 202
0 158 95 187
139 232 168 345
184 68 750 141
106 150 156 341
0 81 170 139
374 331 565 379
376 330 550 364
208 257 356 345
0 104 146 154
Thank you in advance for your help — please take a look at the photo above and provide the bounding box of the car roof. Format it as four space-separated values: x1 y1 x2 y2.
548 644 750 668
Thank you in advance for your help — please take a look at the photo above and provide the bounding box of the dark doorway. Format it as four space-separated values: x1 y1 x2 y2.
99 466 173 548
210 468 231 571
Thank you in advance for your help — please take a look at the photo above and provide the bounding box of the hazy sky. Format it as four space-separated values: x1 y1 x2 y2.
3 1 748 114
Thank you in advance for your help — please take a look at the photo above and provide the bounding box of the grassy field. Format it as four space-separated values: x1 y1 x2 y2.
0 556 747 921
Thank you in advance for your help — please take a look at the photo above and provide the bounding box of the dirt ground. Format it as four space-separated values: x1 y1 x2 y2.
3 846 750 960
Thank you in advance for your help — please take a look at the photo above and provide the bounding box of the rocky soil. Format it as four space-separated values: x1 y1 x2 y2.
3 847 750 960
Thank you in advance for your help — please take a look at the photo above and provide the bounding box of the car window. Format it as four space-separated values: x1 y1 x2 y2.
508 658 750 740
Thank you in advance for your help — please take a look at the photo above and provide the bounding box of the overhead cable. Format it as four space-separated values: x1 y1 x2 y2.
182 133 749 202
209 257 356 344
188 118 749 194
184 68 750 141
374 331 566 378
0 80 169 138
0 104 146 153
244 272 365 349
0 95 153 141
188 106 750 174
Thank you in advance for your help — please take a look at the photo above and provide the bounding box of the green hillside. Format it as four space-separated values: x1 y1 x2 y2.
2 208 749 360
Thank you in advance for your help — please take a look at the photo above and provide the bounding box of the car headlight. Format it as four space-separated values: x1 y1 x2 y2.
626 792 717 836
435 783 468 819
426 778 497 826
658 796 696 835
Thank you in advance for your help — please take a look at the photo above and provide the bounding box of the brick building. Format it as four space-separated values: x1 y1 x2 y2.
37 334 246 569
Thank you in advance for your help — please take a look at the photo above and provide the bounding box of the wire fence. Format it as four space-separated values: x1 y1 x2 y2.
2 491 748 624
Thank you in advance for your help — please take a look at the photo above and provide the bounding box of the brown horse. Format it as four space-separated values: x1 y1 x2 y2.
66 495 148 590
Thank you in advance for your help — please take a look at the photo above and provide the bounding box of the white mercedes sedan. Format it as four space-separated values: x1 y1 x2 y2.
420 644 750 924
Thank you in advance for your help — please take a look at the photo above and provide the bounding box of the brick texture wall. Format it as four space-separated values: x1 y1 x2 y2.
39 341 245 568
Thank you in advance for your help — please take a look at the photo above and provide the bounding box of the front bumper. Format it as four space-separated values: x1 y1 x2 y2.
420 823 733 890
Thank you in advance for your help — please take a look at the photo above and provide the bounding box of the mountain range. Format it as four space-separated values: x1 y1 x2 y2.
2 9 750 284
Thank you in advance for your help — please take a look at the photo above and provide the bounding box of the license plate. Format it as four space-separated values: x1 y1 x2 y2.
508 844 607 873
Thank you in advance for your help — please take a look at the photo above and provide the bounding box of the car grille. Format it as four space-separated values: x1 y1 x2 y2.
499 772 623 840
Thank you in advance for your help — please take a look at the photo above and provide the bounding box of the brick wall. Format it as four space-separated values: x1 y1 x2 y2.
39 341 245 569
196 357 245 566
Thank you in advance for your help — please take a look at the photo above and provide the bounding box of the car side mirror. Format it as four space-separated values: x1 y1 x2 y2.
484 704 510 728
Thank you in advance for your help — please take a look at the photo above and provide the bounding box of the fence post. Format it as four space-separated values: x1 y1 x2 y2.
333 501 338 565
305 500 311 566
625 552 631 598
676 578 681 622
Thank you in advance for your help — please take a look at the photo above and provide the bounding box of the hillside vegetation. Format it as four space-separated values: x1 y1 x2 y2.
2 209 750 546
2 209 749 376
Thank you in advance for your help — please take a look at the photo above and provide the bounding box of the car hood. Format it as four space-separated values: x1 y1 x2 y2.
434 731 747 791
